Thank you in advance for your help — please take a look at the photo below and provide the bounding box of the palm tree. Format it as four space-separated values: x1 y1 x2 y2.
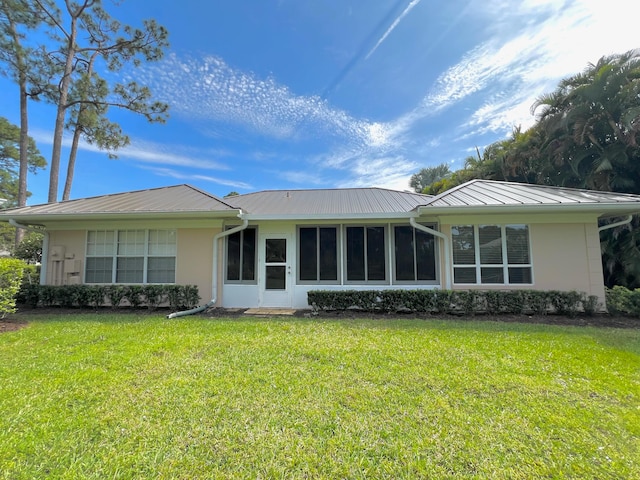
531 49 640 192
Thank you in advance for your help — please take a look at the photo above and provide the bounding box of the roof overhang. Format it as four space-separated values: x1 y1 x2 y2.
0 209 243 225
416 203 640 218
242 212 418 221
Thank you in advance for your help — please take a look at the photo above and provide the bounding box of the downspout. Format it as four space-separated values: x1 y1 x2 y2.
9 219 48 285
410 217 452 290
167 214 248 319
598 215 633 232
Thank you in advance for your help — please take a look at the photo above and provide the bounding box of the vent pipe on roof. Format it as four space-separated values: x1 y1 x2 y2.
409 217 451 290
167 214 248 319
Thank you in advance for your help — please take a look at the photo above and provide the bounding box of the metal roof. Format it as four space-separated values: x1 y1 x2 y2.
227 188 433 216
2 180 640 224
421 180 640 215
0 185 239 221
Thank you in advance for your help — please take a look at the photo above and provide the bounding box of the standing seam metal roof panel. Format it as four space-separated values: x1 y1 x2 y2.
227 188 433 215
426 180 640 207
0 184 238 215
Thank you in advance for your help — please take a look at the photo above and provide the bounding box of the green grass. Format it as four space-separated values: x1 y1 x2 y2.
0 315 639 479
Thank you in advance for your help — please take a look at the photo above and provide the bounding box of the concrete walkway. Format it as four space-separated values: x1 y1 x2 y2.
243 308 297 316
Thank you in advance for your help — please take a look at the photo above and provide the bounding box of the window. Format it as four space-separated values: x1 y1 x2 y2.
394 225 437 283
298 227 338 283
346 226 386 282
225 227 257 283
451 224 532 284
85 229 176 284
85 230 115 283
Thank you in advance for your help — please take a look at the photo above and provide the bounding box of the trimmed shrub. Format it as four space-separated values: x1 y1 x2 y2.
0 258 27 317
124 285 144 308
182 285 201 309
88 285 108 309
13 284 199 311
142 285 166 310
605 286 640 317
106 285 126 309
307 289 601 317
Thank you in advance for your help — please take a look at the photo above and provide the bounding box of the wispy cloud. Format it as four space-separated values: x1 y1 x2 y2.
336 155 418 190
139 166 253 190
365 0 423 60
409 0 639 136
111 0 639 192
31 128 229 170
133 53 382 146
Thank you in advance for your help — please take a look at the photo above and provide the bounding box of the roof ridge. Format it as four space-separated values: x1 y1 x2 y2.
421 179 479 206
183 184 241 209
232 187 432 197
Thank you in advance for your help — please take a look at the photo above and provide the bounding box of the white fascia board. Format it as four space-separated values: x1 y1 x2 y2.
1 210 242 224
417 204 640 217
242 212 416 221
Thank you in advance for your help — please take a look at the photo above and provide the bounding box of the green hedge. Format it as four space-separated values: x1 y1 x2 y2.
308 289 602 317
16 284 200 311
0 258 27 318
605 286 640 317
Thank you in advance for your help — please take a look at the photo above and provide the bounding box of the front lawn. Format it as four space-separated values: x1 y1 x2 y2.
1 315 638 479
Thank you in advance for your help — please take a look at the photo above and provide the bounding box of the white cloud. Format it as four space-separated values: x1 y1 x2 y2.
133 53 383 148
107 0 639 191
414 0 640 138
336 156 417 190
31 128 229 170
139 166 253 190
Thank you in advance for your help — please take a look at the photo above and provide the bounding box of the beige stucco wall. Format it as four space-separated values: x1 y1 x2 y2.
437 213 606 302
529 222 605 301
175 227 220 304
41 225 222 306
45 230 86 285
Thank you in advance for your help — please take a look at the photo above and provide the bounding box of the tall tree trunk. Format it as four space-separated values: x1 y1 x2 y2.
47 16 78 204
62 126 81 201
62 52 97 201
15 80 28 246
7 11 28 245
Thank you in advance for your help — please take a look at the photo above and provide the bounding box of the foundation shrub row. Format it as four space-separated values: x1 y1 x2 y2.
17 284 200 310
308 289 603 317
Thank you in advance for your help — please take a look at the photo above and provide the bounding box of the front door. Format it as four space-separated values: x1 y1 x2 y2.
259 234 292 307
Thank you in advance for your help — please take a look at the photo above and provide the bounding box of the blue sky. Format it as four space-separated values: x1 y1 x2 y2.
1 0 638 205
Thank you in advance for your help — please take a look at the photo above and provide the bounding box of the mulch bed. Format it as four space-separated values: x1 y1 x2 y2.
1 307 639 333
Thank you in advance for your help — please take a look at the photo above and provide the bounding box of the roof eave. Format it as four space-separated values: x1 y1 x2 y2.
417 203 640 217
0 209 243 224
243 212 417 221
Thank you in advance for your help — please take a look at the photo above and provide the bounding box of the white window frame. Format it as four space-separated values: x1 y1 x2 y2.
451 224 533 285
85 229 176 284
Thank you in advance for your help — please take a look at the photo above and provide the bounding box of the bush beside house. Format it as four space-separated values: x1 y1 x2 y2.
16 284 200 311
308 289 604 317
0 258 26 317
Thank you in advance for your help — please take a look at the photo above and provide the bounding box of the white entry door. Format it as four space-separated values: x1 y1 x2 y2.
259 233 292 307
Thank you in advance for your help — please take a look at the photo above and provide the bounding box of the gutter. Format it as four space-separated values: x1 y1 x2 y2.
167 213 248 319
417 204 640 216
598 214 633 232
9 219 48 285
409 217 452 290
